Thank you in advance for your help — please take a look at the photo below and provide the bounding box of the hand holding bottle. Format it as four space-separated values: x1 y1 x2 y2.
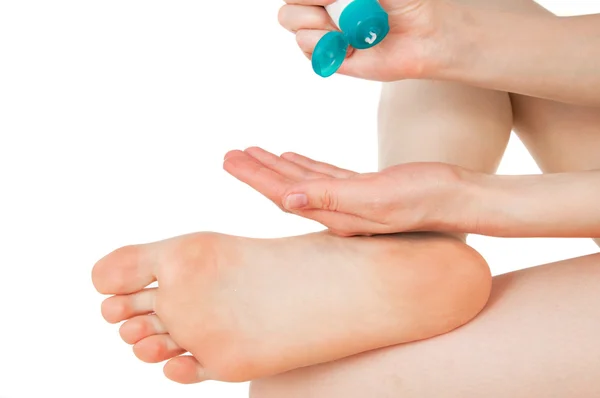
278 0 460 81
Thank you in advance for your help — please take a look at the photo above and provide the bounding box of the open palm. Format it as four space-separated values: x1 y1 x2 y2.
223 147 468 236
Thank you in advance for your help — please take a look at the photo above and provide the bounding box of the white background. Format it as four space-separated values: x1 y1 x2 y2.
0 1 598 397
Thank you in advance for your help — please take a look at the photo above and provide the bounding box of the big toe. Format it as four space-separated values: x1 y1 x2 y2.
164 355 207 384
92 244 156 295
101 288 157 324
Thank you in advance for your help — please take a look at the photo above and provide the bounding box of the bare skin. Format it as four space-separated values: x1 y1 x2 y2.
248 0 600 396
226 148 600 239
277 0 600 246
250 252 600 398
496 0 600 247
92 0 600 393
92 79 506 384
92 230 491 383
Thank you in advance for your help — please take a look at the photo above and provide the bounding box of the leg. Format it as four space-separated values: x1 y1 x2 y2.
250 252 600 398
378 81 511 177
92 230 491 383
378 79 512 244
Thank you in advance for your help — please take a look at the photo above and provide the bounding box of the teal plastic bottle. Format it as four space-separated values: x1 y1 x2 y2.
312 0 390 78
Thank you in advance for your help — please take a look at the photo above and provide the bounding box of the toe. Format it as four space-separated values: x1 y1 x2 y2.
119 314 167 344
101 288 157 324
164 355 207 384
133 334 185 363
92 244 156 295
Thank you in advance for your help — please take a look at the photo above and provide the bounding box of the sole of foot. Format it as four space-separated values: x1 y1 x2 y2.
92 231 491 383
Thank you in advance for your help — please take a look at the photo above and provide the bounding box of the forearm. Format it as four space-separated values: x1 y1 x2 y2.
457 170 600 238
439 5 600 106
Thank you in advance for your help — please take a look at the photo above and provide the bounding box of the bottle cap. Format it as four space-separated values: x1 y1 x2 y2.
312 0 389 77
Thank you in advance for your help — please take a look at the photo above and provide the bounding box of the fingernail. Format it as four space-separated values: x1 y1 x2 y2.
284 194 308 210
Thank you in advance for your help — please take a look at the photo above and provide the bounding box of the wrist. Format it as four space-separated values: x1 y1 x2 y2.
423 166 491 234
414 0 482 80
427 3 495 83
435 168 501 235
428 1 534 86
395 0 468 80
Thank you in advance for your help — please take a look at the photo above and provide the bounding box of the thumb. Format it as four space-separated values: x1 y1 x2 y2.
282 178 369 213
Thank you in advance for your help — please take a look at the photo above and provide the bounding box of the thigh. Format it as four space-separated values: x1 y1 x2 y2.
250 252 600 398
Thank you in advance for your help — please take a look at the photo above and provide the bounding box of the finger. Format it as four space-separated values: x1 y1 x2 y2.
280 152 356 178
283 0 336 6
329 49 384 81
244 147 327 181
296 29 355 59
223 150 291 204
282 176 384 216
278 5 338 33
295 29 328 55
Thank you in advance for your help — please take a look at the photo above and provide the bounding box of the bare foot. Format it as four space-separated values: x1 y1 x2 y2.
92 231 491 383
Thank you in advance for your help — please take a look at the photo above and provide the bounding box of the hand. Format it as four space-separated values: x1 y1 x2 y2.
223 147 474 236
278 0 462 81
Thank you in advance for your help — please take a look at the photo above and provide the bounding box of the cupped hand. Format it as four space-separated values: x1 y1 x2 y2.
278 0 460 81
223 147 474 236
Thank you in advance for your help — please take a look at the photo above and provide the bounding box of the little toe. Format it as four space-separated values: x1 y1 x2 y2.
101 288 157 324
133 334 185 363
119 314 167 345
92 244 157 295
164 355 207 384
